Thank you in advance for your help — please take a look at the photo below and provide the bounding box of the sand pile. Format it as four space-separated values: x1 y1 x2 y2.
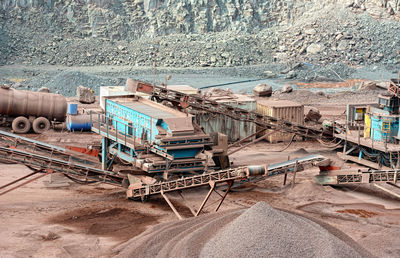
200 202 363 258
113 202 370 258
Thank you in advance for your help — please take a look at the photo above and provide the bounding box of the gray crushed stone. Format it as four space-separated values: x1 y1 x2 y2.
21 71 124 96
200 202 363 258
0 77 12 85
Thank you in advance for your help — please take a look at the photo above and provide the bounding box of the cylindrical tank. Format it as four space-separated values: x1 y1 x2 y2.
67 103 78 115
0 88 67 121
66 114 92 131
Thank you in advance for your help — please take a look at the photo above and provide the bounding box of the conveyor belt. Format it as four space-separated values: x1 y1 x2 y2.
0 145 124 186
0 129 328 199
0 130 65 154
0 129 96 165
316 169 400 185
133 81 333 140
127 154 327 198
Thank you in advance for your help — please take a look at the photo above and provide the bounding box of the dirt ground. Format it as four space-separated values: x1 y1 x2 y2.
1 98 400 257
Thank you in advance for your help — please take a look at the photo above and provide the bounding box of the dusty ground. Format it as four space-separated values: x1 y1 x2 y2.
1 137 400 257
1 93 400 257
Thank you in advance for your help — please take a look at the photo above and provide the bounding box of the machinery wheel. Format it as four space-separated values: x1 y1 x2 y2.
32 117 50 134
12 116 31 134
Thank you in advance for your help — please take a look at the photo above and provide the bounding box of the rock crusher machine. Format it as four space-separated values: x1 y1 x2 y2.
90 94 230 184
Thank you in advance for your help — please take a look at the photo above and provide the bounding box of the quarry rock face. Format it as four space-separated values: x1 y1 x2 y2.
0 0 399 67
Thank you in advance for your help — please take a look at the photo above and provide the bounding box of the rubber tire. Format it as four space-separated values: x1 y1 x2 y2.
32 117 50 134
12 116 31 134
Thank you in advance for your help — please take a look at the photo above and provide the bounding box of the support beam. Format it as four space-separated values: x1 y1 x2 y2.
195 181 216 217
0 169 53 196
387 182 400 189
291 160 298 189
215 180 233 212
101 137 108 170
0 171 38 190
283 156 290 186
161 190 183 220
337 152 391 170
177 191 197 216
228 130 278 156
345 145 357 155
228 128 267 148
373 183 400 199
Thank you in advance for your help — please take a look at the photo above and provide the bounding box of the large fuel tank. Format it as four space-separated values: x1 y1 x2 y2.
0 87 67 121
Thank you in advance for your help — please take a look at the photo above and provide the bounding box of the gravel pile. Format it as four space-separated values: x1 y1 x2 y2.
200 202 363 258
113 209 243 258
20 71 125 96
113 202 371 258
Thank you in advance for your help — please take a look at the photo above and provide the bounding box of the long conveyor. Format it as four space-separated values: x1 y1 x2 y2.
132 81 333 141
0 145 124 186
316 169 400 185
127 154 327 199
0 130 328 198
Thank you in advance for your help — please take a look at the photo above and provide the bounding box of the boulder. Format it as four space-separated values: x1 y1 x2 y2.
38 87 50 93
281 85 293 93
285 71 297 79
305 108 322 122
76 85 95 104
253 84 272 97
262 70 277 78
306 43 324 54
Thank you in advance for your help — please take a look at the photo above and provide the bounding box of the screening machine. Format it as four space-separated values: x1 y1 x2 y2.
91 95 228 180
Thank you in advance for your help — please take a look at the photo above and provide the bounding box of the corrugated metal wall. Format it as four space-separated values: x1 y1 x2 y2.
195 97 256 142
256 100 304 143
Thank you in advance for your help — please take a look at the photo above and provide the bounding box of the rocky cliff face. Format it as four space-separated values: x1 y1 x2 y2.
0 0 399 67
0 0 321 38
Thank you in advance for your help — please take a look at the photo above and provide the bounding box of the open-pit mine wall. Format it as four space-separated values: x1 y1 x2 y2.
0 0 399 66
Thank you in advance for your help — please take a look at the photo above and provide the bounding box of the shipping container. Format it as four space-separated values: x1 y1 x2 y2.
256 99 304 143
195 94 256 142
